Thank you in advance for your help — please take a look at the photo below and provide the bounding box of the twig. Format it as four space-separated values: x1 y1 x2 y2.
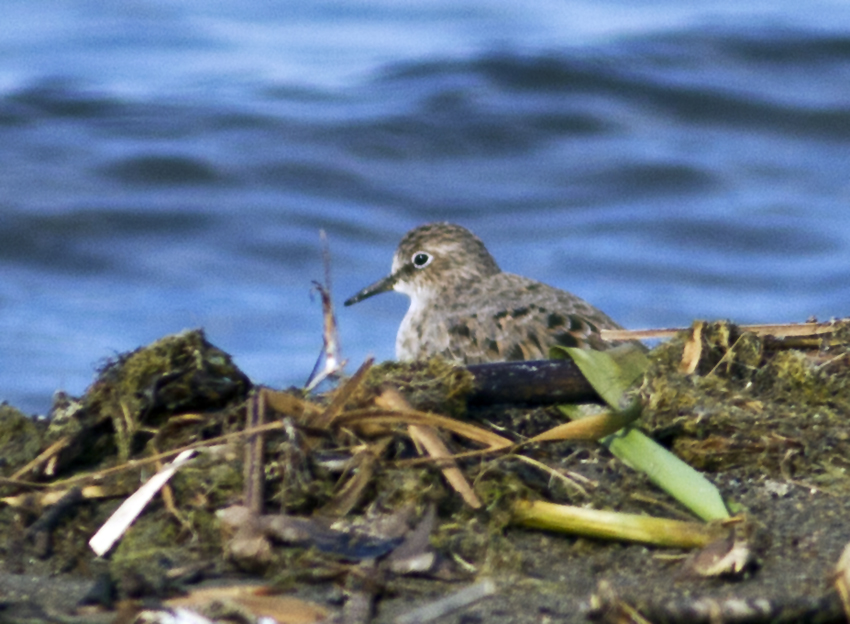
335 409 512 450
0 477 51 489
150 440 191 535
312 358 374 429
2 485 113 508
244 390 265 514
394 579 496 624
512 455 589 497
601 320 846 342
305 230 347 390
10 436 70 482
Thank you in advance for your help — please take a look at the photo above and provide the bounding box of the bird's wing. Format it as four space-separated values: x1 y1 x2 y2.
441 274 624 364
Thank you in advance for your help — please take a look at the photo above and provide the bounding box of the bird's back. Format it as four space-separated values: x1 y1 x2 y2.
399 272 624 364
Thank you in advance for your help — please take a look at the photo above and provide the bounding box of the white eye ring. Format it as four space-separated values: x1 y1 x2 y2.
411 251 432 269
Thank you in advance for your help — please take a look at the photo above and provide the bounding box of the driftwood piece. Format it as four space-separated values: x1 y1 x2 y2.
466 359 598 406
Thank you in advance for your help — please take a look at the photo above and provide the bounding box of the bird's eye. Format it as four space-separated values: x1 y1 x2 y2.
412 252 432 269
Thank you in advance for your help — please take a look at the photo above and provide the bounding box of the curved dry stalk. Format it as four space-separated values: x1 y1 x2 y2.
519 409 639 446
312 358 373 428
334 409 512 450
512 455 589 497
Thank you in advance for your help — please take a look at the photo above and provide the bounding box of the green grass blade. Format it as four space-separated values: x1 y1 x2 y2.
553 345 729 521
601 426 729 521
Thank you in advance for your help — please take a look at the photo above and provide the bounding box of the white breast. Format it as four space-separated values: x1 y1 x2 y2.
394 288 450 361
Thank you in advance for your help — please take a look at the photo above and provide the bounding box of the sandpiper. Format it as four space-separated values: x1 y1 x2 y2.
344 222 627 364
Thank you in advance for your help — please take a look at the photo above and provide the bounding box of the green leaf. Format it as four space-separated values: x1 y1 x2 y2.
553 344 730 522
601 426 730 521
550 344 647 407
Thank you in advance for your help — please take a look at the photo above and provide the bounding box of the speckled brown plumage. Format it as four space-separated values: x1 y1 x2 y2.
345 222 629 364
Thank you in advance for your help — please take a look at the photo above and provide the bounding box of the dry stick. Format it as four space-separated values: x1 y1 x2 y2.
9 436 71 482
244 389 265 514
313 358 374 429
0 477 51 489
679 321 704 374
149 440 187 531
512 455 588 497
317 437 391 517
335 409 512 450
394 579 496 624
765 336 849 350
393 445 512 468
375 387 482 509
601 320 845 342
318 229 344 370
3 485 114 508
396 407 636 467
305 230 347 391
262 387 323 416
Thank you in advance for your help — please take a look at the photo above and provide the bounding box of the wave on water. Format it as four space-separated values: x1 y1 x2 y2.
1 19 849 414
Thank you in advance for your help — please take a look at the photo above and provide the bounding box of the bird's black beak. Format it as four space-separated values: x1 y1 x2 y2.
344 273 398 306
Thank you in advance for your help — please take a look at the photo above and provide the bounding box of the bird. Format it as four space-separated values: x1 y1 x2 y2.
344 222 628 364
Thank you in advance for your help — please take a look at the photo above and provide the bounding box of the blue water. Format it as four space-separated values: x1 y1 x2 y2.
2 1 849 415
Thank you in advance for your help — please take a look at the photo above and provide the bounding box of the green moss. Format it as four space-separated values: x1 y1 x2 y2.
639 321 850 487
352 356 475 418
0 404 45 475
49 502 101 574
44 329 250 469
110 512 184 595
171 453 244 520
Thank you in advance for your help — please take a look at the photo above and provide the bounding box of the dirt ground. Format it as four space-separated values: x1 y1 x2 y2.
2 467 848 624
